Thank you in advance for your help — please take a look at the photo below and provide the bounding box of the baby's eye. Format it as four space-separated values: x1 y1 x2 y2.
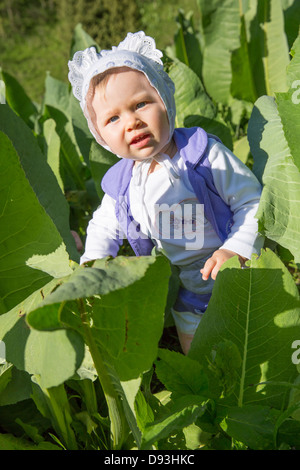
109 115 119 123
136 102 146 109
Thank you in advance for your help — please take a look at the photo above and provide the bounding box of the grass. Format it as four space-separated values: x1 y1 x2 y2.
0 0 200 103
0 21 73 103
137 0 201 48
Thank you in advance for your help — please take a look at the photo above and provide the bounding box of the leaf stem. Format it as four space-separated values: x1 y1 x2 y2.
77 299 128 449
238 269 252 407
32 380 78 450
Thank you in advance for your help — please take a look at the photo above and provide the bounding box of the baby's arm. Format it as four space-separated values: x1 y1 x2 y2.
201 139 264 280
80 194 123 264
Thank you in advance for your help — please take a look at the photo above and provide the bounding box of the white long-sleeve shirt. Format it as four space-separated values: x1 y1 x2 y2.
81 138 264 265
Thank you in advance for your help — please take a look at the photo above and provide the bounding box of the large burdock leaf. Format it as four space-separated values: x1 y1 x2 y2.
140 395 206 450
26 255 171 448
0 276 84 388
169 59 233 148
0 128 73 314
261 0 290 95
167 10 203 80
43 75 87 189
69 23 99 61
277 36 300 173
189 249 300 410
197 0 290 103
197 0 240 104
169 59 216 127
27 255 171 381
248 97 300 261
89 140 119 200
0 69 38 128
245 0 290 97
248 38 300 261
0 105 78 262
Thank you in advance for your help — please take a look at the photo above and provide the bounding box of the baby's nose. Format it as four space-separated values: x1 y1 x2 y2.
126 113 142 131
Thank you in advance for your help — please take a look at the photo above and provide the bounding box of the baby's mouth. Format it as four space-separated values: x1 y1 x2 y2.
130 133 151 147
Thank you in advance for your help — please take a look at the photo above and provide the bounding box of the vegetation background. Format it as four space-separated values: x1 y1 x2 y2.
0 0 198 103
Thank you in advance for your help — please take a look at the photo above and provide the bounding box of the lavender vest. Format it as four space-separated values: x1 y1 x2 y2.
101 127 233 256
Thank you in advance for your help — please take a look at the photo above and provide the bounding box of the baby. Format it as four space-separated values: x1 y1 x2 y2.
68 32 264 354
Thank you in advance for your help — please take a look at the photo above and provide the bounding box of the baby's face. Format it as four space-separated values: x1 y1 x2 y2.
92 69 171 160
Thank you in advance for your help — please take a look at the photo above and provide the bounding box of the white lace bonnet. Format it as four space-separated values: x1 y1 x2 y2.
68 31 176 149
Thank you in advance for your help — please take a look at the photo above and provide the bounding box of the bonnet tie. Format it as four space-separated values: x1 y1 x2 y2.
132 152 179 187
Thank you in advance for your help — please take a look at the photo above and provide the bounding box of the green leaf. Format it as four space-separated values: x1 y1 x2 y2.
0 365 32 406
276 90 300 172
168 58 233 149
141 395 206 450
115 376 143 448
286 36 300 88
155 349 209 399
172 10 203 79
248 94 300 262
0 277 85 388
282 0 300 50
45 105 86 191
260 0 290 95
168 59 216 128
0 433 60 450
68 26 98 167
208 340 242 398
276 416 300 448
43 119 64 192
276 36 300 172
70 93 93 167
26 255 171 449
44 73 71 116
0 69 38 128
25 256 171 447
243 0 290 98
233 135 250 164
0 363 12 397
89 141 119 200
134 389 155 432
231 15 258 103
26 329 84 388
26 244 74 279
0 130 68 313
31 379 78 450
189 249 300 409
69 23 100 60
221 404 278 450
288 375 300 421
197 0 241 104
43 74 87 190
27 256 171 381
15 418 44 444
0 105 78 265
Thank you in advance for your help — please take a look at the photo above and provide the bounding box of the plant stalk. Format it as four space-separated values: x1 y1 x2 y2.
78 300 128 449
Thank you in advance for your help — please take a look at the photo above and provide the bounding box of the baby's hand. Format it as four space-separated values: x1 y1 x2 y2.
200 249 247 281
